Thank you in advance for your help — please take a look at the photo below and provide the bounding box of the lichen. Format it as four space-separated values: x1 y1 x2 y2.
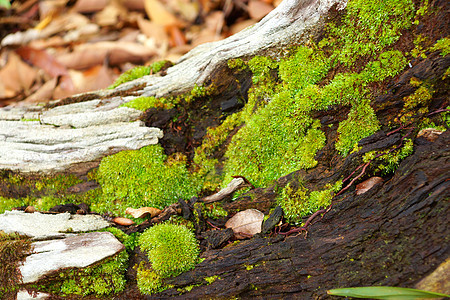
137 223 199 295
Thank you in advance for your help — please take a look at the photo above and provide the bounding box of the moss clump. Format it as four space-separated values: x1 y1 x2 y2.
96 145 201 213
277 181 342 224
109 60 172 89
0 232 32 298
120 96 176 111
100 227 140 252
138 223 199 294
335 101 380 156
47 250 128 296
431 37 450 56
323 0 414 66
362 139 414 175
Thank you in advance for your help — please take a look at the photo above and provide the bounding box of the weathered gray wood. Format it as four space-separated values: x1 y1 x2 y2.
20 232 124 284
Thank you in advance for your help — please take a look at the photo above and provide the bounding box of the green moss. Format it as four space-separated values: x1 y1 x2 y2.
137 263 165 295
277 181 342 224
96 145 202 213
227 58 247 71
45 250 128 296
109 60 172 89
278 46 331 95
0 232 32 298
223 90 326 187
363 139 414 175
431 37 450 56
204 275 220 284
0 173 85 213
99 227 140 252
335 101 381 156
120 96 175 111
324 0 414 66
137 223 199 295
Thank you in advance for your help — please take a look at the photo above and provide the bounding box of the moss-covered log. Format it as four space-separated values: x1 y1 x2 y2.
152 128 450 299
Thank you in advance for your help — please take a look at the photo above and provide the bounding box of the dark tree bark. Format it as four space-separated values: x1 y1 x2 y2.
150 122 449 300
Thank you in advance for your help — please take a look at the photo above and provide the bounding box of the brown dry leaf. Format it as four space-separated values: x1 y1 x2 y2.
73 0 110 13
39 12 91 37
356 177 383 195
23 77 58 104
0 52 37 98
16 46 75 92
230 19 257 35
225 209 264 239
113 217 135 226
55 41 156 69
417 128 443 142
125 207 162 218
137 16 169 45
174 0 200 22
95 0 128 27
248 0 273 20
122 0 146 11
144 0 179 26
167 24 187 47
39 0 68 20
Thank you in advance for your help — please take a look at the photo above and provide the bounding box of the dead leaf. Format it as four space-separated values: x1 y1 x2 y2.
0 52 37 98
230 19 257 35
125 207 162 218
417 128 443 142
248 0 273 20
167 24 187 47
73 0 110 13
23 77 57 103
55 41 156 69
113 217 135 226
356 177 383 195
16 46 75 92
225 209 264 239
144 0 179 26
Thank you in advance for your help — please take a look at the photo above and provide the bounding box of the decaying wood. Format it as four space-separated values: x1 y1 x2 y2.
0 0 346 174
150 131 450 299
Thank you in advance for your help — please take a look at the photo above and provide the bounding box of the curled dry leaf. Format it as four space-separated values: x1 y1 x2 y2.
113 217 135 226
417 128 443 142
356 177 383 195
225 209 264 239
24 206 36 213
126 207 162 218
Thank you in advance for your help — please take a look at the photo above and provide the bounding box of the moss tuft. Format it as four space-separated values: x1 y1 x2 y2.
137 223 199 294
109 60 172 89
0 232 33 298
277 181 342 224
96 145 202 213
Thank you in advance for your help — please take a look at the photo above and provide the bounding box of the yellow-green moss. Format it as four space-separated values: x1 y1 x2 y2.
120 96 176 111
109 60 172 89
323 0 414 66
42 250 128 296
277 180 342 224
0 232 32 298
362 139 414 175
137 223 199 295
96 145 202 213
431 37 450 56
